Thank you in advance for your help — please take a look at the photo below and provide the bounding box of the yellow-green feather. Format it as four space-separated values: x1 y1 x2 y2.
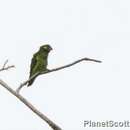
28 51 48 86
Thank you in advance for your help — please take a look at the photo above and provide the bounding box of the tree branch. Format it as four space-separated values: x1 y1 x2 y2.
0 60 61 130
0 57 101 130
0 79 62 130
0 60 15 72
16 57 102 93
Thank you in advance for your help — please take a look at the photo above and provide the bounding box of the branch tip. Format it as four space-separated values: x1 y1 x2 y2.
0 60 15 72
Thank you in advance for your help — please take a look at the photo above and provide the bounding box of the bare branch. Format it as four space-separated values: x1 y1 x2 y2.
0 79 62 130
0 57 101 129
16 57 102 93
0 60 15 72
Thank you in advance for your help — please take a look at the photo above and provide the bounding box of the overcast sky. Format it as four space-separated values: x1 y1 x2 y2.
0 0 130 130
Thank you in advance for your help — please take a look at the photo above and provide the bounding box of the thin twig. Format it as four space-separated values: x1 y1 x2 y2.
0 79 62 130
0 60 15 72
16 57 102 93
2 60 8 68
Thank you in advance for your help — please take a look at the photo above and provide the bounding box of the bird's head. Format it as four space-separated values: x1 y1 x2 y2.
40 44 53 52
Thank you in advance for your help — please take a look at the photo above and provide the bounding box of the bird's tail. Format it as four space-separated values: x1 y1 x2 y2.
27 77 36 87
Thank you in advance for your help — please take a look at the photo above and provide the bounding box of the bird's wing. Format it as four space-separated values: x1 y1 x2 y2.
29 54 37 77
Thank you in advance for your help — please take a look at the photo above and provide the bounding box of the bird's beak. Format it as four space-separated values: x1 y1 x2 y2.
50 47 53 51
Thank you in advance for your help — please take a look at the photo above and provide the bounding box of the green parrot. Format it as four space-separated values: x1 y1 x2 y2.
27 44 53 86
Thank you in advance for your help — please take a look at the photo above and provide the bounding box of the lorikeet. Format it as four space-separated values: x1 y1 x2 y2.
27 44 52 86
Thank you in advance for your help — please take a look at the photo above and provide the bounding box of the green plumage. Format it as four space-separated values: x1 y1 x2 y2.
27 44 52 86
